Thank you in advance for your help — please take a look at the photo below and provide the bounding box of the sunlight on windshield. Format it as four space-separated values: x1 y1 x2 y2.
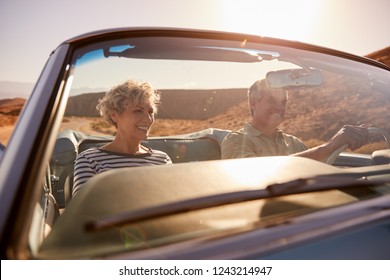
220 158 290 188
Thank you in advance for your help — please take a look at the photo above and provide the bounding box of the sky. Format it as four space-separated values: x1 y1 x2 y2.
0 0 390 85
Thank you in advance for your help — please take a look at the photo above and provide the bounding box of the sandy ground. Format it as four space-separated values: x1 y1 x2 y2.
59 117 101 135
0 117 108 146
0 126 14 145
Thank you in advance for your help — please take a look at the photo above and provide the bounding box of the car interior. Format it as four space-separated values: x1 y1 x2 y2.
18 31 390 260
49 128 229 209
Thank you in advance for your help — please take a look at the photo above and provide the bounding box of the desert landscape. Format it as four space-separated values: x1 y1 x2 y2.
1 46 390 150
0 98 26 144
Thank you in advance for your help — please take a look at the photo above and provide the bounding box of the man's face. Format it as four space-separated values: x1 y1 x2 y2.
252 88 288 129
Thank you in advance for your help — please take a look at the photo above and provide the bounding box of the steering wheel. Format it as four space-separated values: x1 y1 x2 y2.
326 127 390 165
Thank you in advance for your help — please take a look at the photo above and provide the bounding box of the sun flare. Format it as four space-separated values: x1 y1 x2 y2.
222 0 322 42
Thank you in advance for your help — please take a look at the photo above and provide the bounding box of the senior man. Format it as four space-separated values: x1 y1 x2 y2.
221 79 368 162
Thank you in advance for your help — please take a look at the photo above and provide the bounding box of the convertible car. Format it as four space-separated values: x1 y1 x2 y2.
1 28 390 260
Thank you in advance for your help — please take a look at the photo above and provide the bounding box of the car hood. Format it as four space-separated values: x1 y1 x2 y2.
38 156 386 259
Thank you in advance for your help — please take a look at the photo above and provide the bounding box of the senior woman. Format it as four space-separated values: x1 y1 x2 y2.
72 79 172 196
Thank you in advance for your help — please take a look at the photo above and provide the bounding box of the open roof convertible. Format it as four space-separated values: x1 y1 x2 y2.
1 28 390 260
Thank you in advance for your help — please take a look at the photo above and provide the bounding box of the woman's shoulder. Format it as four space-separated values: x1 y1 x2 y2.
147 147 169 157
76 147 104 158
146 148 172 162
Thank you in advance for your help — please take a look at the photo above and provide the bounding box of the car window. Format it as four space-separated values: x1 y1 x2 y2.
62 37 390 149
22 32 390 259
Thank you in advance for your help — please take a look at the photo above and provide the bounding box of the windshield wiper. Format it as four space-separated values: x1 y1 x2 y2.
85 175 388 232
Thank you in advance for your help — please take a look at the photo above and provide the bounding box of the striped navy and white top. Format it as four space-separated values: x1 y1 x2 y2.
72 147 172 196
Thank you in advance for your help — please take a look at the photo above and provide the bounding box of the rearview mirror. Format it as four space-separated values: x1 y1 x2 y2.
266 69 322 88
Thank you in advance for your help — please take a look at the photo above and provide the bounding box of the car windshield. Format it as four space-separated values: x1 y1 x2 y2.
66 36 390 141
32 32 390 259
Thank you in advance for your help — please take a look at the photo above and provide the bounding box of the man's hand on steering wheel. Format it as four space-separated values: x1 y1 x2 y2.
325 124 369 165
336 124 369 151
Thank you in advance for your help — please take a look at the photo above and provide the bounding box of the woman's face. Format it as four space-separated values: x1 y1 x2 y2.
111 100 155 141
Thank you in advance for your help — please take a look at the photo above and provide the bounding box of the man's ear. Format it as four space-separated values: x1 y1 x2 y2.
249 98 257 111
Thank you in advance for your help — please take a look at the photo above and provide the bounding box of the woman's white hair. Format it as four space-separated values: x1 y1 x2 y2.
96 79 160 127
